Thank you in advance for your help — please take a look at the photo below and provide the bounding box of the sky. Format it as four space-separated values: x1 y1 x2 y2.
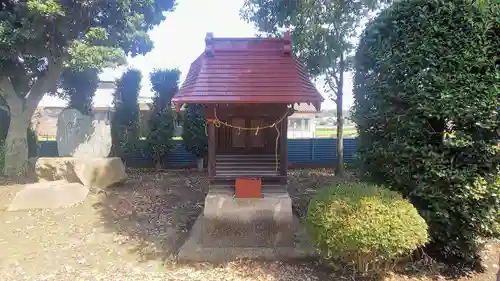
39 0 354 110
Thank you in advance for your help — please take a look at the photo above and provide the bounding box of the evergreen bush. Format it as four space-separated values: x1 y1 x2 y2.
60 68 99 115
146 69 181 167
111 68 142 159
353 0 500 265
307 182 428 274
146 107 176 167
182 104 208 159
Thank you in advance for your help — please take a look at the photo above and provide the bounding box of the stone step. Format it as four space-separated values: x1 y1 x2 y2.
216 171 279 176
216 165 279 171
216 161 279 166
210 184 287 194
216 154 277 160
213 175 285 181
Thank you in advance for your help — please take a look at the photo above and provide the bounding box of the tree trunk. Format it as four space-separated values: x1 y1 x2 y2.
4 111 30 177
1 91 39 177
196 157 204 172
335 53 345 177
497 253 500 281
0 59 64 177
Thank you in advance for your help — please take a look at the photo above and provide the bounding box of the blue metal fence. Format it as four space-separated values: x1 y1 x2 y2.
38 138 358 168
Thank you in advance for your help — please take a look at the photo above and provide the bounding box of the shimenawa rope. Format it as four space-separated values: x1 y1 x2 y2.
205 108 290 172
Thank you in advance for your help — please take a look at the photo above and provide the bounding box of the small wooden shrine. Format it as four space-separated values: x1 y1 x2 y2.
173 32 324 193
174 32 324 261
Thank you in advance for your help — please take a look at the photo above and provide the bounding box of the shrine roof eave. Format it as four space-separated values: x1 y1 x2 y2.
171 95 324 112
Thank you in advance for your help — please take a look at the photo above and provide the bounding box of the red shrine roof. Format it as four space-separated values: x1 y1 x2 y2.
172 32 324 111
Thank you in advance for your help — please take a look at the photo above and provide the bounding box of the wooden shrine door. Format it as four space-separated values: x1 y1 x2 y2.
230 117 267 154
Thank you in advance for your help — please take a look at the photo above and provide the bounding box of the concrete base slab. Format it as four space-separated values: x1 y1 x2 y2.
202 191 295 248
178 213 316 263
7 180 89 211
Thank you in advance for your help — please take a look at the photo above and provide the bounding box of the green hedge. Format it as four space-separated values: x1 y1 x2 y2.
353 0 500 265
307 182 428 274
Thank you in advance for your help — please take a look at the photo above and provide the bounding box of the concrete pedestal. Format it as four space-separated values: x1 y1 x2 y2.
178 190 315 262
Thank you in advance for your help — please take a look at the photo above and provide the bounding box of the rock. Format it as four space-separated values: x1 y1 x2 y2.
77 157 127 190
7 180 89 211
56 108 112 158
33 157 81 183
32 157 127 189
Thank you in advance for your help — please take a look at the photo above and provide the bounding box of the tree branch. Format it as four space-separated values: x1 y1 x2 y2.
329 68 340 88
0 77 17 100
324 67 340 103
0 76 23 113
323 78 338 103
325 78 338 95
24 57 65 116
0 104 9 115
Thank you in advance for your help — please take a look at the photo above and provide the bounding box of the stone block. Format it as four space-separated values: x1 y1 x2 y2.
201 191 295 248
56 108 112 158
7 180 89 211
33 157 81 182
77 157 127 189
178 213 316 262
32 157 127 189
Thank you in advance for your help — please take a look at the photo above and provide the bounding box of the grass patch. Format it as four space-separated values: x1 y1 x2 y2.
316 127 358 138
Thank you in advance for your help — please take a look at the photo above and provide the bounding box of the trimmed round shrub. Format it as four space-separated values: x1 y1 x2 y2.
353 0 500 265
306 182 428 273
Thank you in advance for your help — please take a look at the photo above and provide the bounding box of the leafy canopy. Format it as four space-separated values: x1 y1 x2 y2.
241 0 391 176
353 0 500 265
0 0 176 97
241 0 389 94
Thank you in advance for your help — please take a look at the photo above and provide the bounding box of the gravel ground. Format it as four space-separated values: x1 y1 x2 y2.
0 168 498 281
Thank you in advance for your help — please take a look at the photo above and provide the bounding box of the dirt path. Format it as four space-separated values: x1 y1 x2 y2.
0 169 497 281
0 169 336 281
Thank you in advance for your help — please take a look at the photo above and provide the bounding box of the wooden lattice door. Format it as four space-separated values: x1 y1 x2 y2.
229 118 267 154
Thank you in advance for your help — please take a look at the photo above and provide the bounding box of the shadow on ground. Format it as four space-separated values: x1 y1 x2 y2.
91 168 346 280
94 169 207 261
82 167 500 280
94 168 343 263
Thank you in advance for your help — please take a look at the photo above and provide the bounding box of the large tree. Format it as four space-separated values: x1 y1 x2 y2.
0 0 176 176
241 0 389 176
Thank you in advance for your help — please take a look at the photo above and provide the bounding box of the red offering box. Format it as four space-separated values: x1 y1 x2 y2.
235 178 262 198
